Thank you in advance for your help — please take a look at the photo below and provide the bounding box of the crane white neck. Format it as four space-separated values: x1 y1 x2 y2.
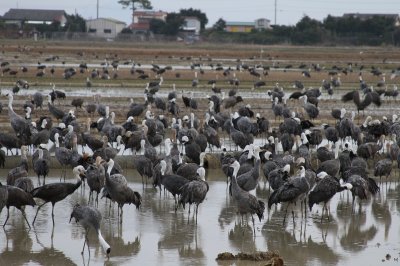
8 94 14 111
98 231 111 255
107 160 114 176
231 163 240 179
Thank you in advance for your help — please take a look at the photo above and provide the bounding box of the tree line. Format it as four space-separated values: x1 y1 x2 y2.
206 15 400 46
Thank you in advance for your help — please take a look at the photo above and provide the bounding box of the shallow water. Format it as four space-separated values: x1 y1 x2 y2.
0 168 399 266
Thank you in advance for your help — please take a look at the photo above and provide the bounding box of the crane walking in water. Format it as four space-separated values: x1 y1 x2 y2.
69 204 111 258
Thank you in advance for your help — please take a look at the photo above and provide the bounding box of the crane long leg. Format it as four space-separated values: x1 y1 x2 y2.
3 208 9 227
283 204 289 225
81 237 87 255
21 209 31 229
251 215 255 235
51 203 56 226
32 202 47 225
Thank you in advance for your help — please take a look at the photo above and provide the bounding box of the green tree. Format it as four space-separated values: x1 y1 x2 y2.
292 16 324 44
118 0 152 11
212 18 226 32
63 14 86 32
162 13 184 35
149 18 166 34
179 8 208 30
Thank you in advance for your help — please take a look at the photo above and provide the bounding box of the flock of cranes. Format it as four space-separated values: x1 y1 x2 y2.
0 45 399 259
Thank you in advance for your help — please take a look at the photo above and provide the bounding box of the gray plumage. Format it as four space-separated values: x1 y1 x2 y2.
0 132 21 155
132 154 153 185
92 136 119 161
69 204 111 257
7 146 29 186
317 158 340 177
308 172 352 220
14 177 34 193
178 167 209 219
301 95 319 119
159 160 190 211
32 92 44 108
374 158 392 181
54 133 74 178
268 167 310 218
105 159 141 214
357 141 383 159
0 183 8 215
268 166 290 191
235 148 262 192
317 146 334 163
48 95 65 120
324 126 339 144
229 161 265 233
4 185 36 228
229 123 252 149
86 157 105 205
71 98 84 109
262 154 278 181
6 94 31 137
32 149 50 184
280 133 294 153
176 163 200 180
272 97 283 120
31 165 85 225
346 174 379 210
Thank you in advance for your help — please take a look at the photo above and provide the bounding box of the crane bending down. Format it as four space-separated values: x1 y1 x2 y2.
69 204 111 258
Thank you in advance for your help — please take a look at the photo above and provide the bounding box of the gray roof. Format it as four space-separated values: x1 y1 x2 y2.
86 18 126 25
2 9 66 22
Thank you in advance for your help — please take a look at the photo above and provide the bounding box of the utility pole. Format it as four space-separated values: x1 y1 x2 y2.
274 0 277 25
97 0 99 18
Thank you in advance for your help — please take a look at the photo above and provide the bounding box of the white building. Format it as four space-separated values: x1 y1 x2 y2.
86 18 126 38
183 17 201 34
255 18 272 30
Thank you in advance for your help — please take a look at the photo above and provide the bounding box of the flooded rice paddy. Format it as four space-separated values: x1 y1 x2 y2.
0 168 399 265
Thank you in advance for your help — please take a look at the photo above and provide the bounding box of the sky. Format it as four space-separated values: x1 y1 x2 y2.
1 0 399 26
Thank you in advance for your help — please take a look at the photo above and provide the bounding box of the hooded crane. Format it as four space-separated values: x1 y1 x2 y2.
33 148 50 185
6 93 31 140
3 185 36 229
69 204 111 258
308 171 352 222
104 159 141 218
159 160 190 211
346 174 379 212
229 160 265 234
268 166 310 224
86 156 106 205
31 165 86 225
300 95 319 120
233 146 262 192
178 167 209 221
0 183 8 216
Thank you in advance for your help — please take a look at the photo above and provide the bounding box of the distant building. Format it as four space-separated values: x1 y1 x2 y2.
129 10 167 33
342 13 400 26
225 22 255 33
1 8 67 27
86 18 126 38
255 18 272 30
182 17 201 34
